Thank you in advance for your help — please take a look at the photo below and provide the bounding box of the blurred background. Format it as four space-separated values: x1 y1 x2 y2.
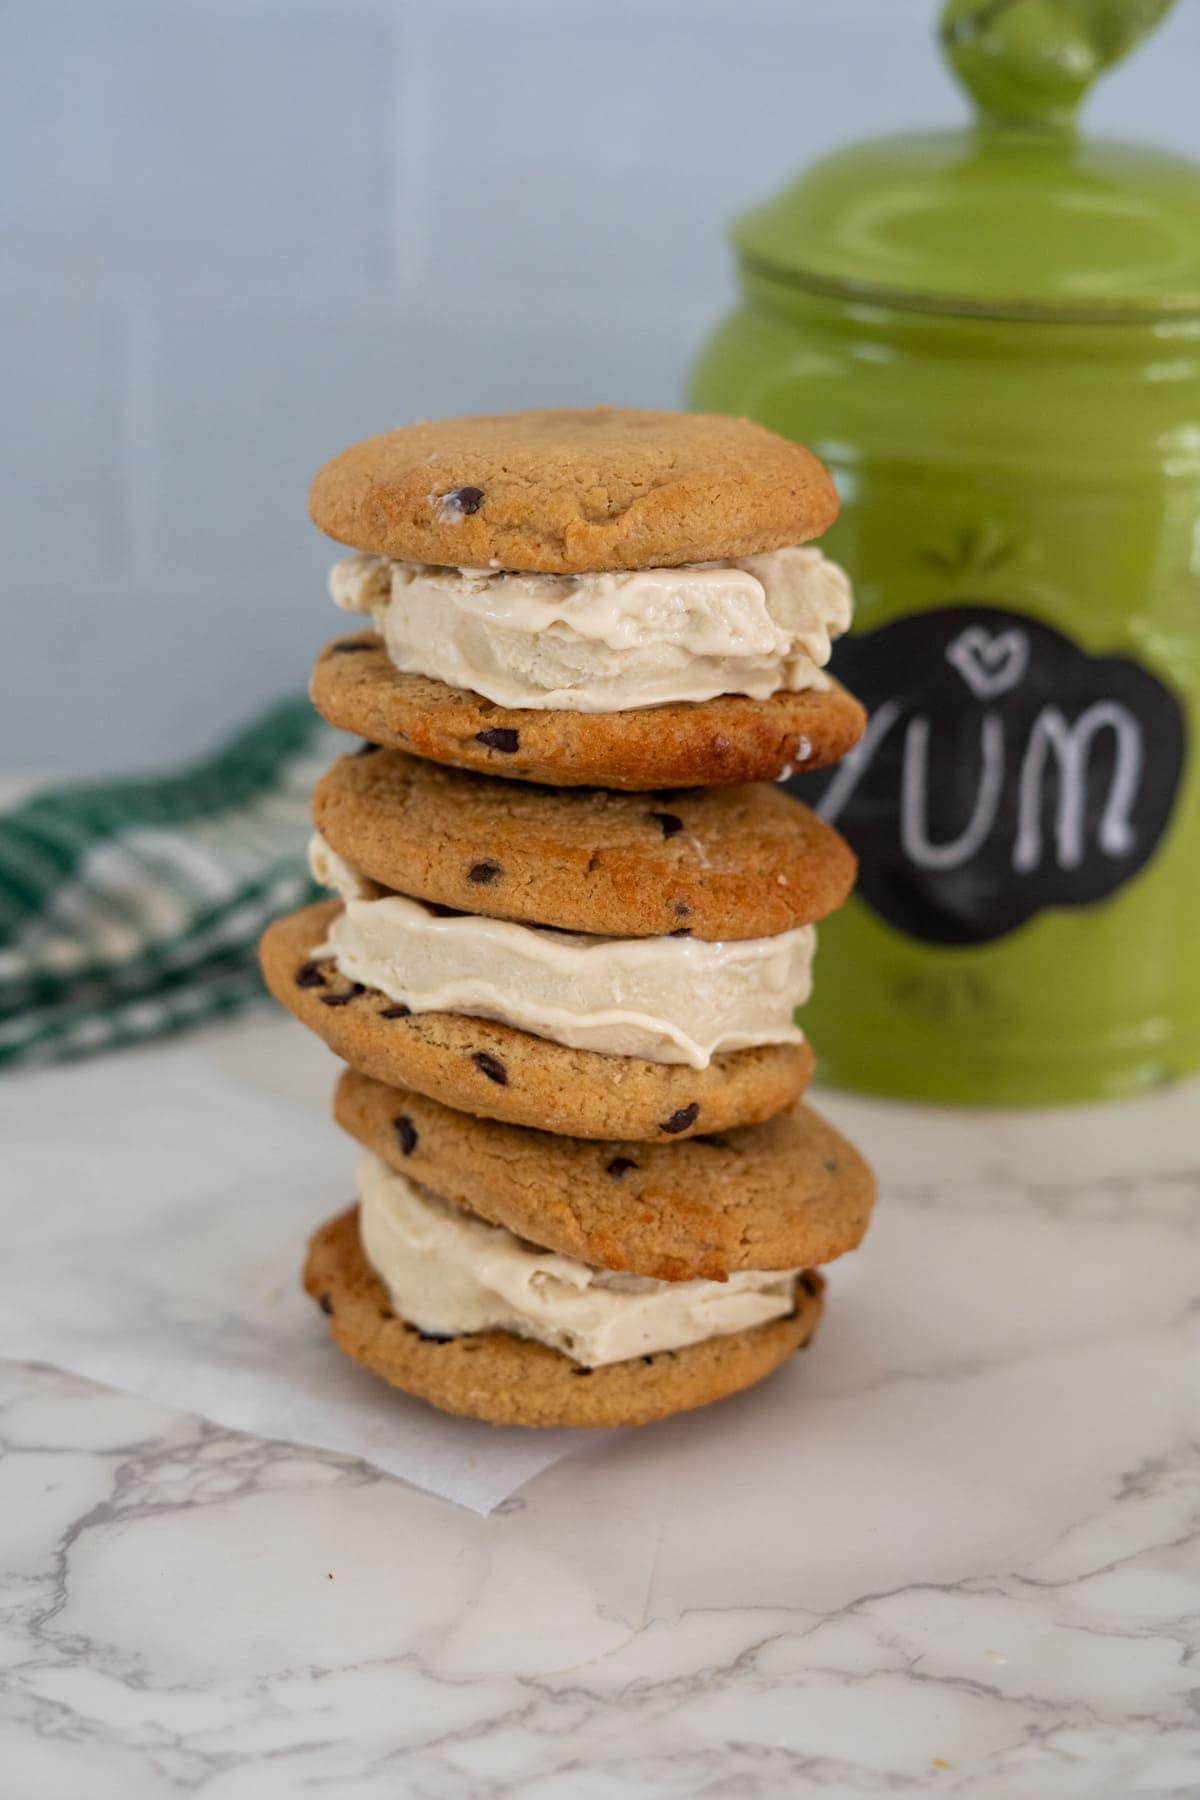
4 0 1200 774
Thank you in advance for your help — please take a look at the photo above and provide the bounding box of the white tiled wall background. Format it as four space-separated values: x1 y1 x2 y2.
5 0 1199 770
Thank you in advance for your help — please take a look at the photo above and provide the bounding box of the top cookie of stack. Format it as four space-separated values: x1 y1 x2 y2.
308 407 865 790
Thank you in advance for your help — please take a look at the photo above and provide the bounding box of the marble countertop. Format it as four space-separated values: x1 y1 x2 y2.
2 1017 1197 1799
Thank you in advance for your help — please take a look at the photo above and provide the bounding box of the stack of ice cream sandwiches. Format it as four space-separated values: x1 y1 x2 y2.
260 407 876 1427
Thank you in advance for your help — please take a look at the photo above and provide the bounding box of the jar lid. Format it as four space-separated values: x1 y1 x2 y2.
735 1 1200 321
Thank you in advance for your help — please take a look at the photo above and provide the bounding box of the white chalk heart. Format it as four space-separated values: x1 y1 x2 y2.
945 625 1029 700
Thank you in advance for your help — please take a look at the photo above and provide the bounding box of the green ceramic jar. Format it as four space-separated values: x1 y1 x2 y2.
691 0 1200 1105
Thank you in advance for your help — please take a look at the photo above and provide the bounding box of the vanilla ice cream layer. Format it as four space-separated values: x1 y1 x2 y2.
357 1151 801 1368
309 831 381 901
329 543 851 711
309 835 813 1068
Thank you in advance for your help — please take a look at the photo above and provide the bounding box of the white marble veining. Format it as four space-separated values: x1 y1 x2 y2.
1 1017 1197 1797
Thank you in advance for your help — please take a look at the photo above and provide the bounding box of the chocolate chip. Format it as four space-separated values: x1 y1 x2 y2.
329 639 375 655
318 1293 333 1315
468 860 501 886
320 983 365 1007
659 1102 700 1135
800 1271 820 1298
440 485 484 516
472 1050 508 1085
605 1156 638 1179
295 960 328 989
673 901 691 918
642 1354 655 1365
354 741 381 757
394 1115 418 1156
570 1366 593 1377
475 727 520 754
822 1157 838 1174
380 1002 411 1019
648 811 683 838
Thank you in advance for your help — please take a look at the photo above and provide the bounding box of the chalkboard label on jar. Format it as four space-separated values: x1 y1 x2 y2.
787 606 1187 947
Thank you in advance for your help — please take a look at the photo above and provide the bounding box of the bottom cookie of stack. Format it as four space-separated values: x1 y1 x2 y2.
306 1175 823 1430
304 1073 874 1428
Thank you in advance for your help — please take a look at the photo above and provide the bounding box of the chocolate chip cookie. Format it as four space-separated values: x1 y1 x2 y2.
261 902 815 1139
313 744 856 939
308 407 838 575
335 1068 874 1282
311 636 865 790
304 1206 824 1427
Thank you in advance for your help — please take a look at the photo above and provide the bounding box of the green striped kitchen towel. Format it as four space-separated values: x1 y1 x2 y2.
0 698 344 1069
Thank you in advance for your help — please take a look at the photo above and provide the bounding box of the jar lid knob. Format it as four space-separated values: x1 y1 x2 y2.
939 0 1177 132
